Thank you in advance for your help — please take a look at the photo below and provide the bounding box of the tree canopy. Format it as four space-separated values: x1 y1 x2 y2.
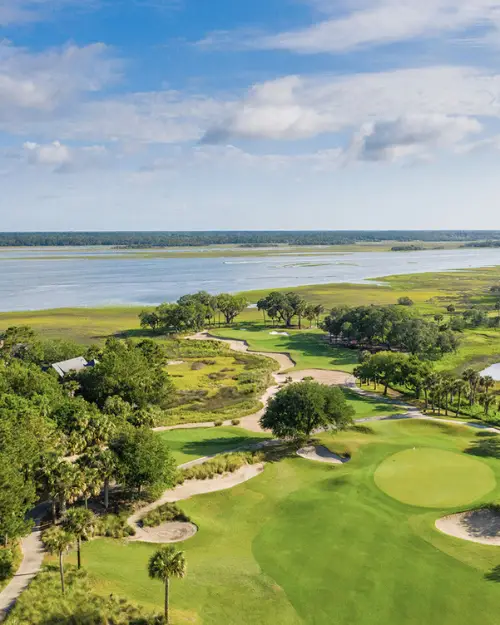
260 381 354 439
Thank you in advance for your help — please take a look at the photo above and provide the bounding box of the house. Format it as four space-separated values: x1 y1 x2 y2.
51 357 95 378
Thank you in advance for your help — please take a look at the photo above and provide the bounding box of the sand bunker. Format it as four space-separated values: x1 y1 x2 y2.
296 445 348 464
167 360 185 366
436 508 500 545
270 331 289 336
131 521 198 544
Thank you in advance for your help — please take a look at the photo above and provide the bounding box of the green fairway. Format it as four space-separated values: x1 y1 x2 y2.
157 426 270 465
374 447 496 508
342 388 405 419
211 325 359 372
76 420 500 625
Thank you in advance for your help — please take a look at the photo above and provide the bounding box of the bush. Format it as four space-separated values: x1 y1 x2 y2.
214 420 223 427
140 503 190 528
95 513 135 539
176 451 263 483
231 419 241 426
191 361 206 371
0 548 14 582
398 297 414 306
6 565 163 625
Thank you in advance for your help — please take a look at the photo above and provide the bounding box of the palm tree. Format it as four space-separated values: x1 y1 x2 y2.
148 546 187 624
42 526 74 594
314 304 325 327
63 508 96 570
453 379 468 416
462 368 480 406
495 300 500 319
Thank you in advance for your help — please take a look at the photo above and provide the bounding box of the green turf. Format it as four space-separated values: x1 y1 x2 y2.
157 427 270 465
211 325 359 372
374 448 496 508
77 420 500 625
342 388 406 419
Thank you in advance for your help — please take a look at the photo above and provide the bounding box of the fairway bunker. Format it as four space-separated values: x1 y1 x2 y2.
131 521 198 544
297 445 349 464
436 509 500 546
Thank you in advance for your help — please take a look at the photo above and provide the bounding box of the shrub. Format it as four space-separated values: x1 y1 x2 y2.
140 503 190 528
397 296 414 306
200 359 217 366
177 451 263 483
95 513 135 539
0 548 14 582
214 420 223 427
191 361 206 371
231 419 241 426
6 565 163 625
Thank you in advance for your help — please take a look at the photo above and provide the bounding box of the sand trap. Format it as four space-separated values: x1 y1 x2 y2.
131 521 198 544
270 331 289 336
436 509 500 545
167 360 185 366
297 445 348 464
277 369 355 386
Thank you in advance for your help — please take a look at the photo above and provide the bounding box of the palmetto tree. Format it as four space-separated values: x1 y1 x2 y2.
42 526 74 594
148 545 186 624
462 368 480 406
63 507 96 569
453 379 468 417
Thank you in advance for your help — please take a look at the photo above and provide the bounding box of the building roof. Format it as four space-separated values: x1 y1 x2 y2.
51 356 89 378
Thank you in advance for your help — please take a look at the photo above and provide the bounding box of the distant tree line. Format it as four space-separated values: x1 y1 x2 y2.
1 230 500 247
322 305 460 358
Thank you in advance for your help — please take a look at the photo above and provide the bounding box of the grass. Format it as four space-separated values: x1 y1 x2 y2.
157 426 270 465
70 419 500 625
374 447 496 508
210 324 359 373
342 388 405 418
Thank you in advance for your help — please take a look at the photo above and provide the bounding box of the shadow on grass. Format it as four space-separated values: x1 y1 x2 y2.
181 436 270 458
485 565 500 582
350 424 376 434
465 436 500 459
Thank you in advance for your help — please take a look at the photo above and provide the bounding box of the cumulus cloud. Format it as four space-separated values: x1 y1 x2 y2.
23 140 108 172
201 66 500 146
345 115 482 162
249 0 500 53
0 41 121 121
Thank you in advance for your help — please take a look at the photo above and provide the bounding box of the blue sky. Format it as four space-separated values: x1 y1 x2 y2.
2 0 500 231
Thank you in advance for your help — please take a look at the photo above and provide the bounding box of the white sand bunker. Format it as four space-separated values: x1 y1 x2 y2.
270 331 289 336
297 445 349 464
167 360 185 366
436 508 500 546
131 521 198 544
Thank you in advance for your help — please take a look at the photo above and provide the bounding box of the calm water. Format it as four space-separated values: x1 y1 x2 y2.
1 247 500 311
480 363 500 381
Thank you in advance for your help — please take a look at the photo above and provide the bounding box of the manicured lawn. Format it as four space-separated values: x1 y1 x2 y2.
374 447 496 508
342 388 406 419
78 420 500 625
157 426 270 465
211 325 359 372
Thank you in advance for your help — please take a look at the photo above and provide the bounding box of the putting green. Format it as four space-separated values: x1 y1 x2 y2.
374 448 496 508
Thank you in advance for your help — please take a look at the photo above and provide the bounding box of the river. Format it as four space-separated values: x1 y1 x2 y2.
1 247 500 312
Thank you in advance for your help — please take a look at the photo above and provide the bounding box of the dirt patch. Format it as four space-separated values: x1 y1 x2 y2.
436 508 500 545
131 521 198 544
296 445 349 464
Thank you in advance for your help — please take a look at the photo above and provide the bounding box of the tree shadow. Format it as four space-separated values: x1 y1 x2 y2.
465 436 500 459
485 565 500 582
350 424 376 435
181 436 270 458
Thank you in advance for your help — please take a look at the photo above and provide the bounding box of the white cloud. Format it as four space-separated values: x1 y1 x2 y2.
345 115 482 162
252 0 500 53
22 140 108 172
0 41 121 120
202 66 500 145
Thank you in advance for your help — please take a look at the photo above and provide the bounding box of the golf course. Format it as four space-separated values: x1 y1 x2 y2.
69 418 500 625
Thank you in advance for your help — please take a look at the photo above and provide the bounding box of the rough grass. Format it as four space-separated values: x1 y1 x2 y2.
74 419 500 625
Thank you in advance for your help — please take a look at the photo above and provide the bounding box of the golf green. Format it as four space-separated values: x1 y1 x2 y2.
374 448 496 508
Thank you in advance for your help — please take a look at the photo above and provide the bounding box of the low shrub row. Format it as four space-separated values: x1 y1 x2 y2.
140 503 190 528
95 513 136 538
176 451 264 484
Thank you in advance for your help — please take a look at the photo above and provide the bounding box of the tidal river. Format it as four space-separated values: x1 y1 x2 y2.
1 247 500 312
